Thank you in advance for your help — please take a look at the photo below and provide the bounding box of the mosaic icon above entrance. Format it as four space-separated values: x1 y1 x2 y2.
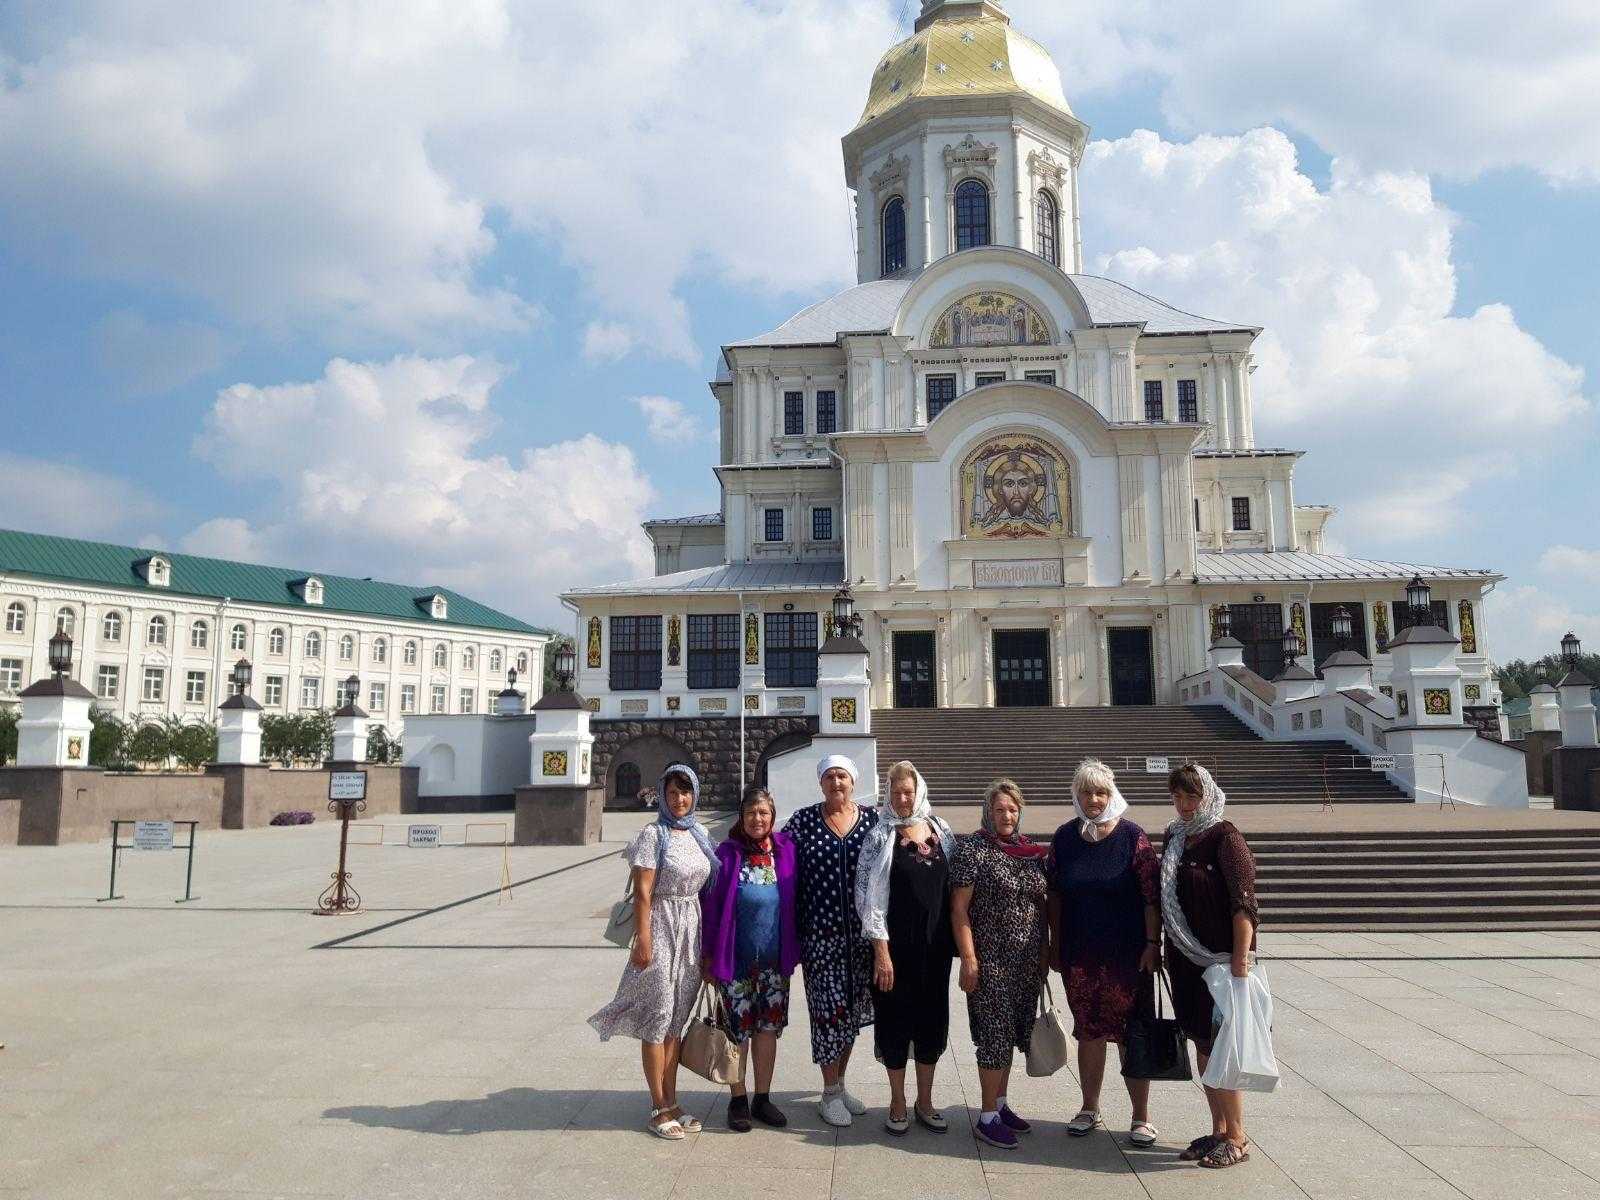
960 433 1069 539
929 291 1051 348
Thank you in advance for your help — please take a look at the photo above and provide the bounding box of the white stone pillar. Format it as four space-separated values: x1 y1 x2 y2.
16 677 96 767
528 694 596 787
1208 636 1245 671
331 700 369 764
1231 355 1253 450
1387 624 1463 727
216 695 263 765
1529 684 1560 732
1558 670 1599 747
1320 651 1374 695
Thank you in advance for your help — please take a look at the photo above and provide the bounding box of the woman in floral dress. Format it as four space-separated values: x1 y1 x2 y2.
783 754 880 1127
950 778 1050 1150
700 785 799 1132
589 765 717 1140
1048 759 1162 1146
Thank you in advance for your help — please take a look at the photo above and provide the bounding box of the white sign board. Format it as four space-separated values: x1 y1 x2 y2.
133 820 175 851
329 771 368 802
407 824 442 848
1144 756 1170 775
973 558 1064 589
1369 755 1397 772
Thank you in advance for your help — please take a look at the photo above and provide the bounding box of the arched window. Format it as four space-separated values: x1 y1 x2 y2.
268 627 286 655
954 179 991 251
56 607 76 637
230 623 248 652
881 195 907 276
433 643 447 668
146 615 166 646
463 646 476 672
615 761 642 803
305 631 322 658
102 611 123 642
339 634 354 662
403 640 418 666
373 637 387 664
517 651 529 674
1035 189 1060 267
4 602 24 634
190 620 209 650
490 649 503 674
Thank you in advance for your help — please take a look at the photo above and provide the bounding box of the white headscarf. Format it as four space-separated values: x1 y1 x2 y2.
1071 758 1129 843
816 754 859 785
854 762 955 942
1160 764 1232 968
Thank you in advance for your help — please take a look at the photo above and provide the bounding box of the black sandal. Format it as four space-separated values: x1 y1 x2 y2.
1179 1134 1222 1161
1199 1138 1250 1168
726 1094 752 1133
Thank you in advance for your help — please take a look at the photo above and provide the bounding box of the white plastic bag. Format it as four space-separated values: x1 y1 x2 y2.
1200 962 1279 1092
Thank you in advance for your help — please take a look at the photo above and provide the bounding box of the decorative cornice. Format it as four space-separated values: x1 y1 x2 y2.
1026 147 1067 190
868 152 909 196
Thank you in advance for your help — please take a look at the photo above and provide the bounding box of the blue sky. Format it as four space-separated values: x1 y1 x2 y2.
0 1 1596 661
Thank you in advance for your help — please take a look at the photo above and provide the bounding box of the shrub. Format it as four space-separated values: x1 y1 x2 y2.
269 811 315 826
0 706 17 766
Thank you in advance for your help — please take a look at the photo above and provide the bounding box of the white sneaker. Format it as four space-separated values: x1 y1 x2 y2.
819 1092 853 1127
841 1089 868 1116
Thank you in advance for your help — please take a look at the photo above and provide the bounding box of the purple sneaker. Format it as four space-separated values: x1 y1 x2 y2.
998 1104 1031 1134
976 1114 1019 1149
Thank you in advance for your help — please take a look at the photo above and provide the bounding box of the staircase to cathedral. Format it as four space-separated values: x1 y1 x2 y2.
871 704 1407 806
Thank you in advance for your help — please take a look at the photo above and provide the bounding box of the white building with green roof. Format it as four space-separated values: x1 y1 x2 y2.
0 527 552 738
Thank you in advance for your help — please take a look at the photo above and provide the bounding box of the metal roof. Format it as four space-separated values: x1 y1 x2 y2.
641 513 723 528
0 528 548 635
1195 550 1499 584
727 271 1253 349
567 559 844 598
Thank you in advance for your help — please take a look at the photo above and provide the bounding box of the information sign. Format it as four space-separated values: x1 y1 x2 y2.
1143 756 1170 774
407 824 442 848
1369 755 1397 771
132 820 175 851
329 771 368 802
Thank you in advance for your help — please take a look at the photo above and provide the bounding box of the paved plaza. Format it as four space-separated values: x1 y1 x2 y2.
6 812 1600 1199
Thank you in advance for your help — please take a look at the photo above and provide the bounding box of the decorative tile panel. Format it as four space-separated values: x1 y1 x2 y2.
698 697 728 714
620 699 648 715
1345 708 1364 735
1458 601 1477 654
1310 710 1323 729
744 614 760 665
831 697 858 725
1291 712 1305 731
541 750 568 777
777 695 806 713
1464 683 1481 702
1423 688 1452 716
667 615 681 667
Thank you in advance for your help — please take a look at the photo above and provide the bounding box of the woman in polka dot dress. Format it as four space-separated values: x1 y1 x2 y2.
782 754 880 1128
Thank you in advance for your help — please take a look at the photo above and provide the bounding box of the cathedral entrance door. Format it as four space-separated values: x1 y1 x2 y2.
994 630 1051 707
893 631 936 709
1108 627 1155 706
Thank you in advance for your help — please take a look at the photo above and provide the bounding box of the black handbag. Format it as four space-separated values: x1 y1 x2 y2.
1121 970 1193 1082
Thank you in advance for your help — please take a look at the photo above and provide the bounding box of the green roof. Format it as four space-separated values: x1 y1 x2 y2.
0 528 548 637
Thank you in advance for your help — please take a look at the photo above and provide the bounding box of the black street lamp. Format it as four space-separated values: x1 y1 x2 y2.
1280 626 1304 663
1331 606 1353 651
343 674 360 707
47 629 73 677
554 641 576 691
1215 605 1233 642
507 666 519 690
832 585 862 638
1405 575 1433 624
1561 630 1583 665
231 657 253 695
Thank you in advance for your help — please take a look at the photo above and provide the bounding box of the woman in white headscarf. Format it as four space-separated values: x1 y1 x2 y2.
1046 759 1163 1146
1161 763 1258 1169
854 760 957 1135
781 754 880 1127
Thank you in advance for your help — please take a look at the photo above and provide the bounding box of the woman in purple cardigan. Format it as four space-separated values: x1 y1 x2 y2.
701 784 801 1132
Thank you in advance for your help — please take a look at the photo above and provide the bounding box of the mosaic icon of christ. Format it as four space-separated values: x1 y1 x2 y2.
966 439 1064 538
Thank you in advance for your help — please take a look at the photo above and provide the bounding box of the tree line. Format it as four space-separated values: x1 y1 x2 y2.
1494 652 1600 701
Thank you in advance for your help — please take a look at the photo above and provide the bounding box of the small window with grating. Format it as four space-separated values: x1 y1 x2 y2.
764 508 785 542
1231 497 1251 531
1144 379 1164 421
1178 378 1198 422
926 374 957 420
783 391 804 436
815 390 837 434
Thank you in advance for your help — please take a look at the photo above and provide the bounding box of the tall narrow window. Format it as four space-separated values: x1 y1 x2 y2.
432 643 447 668
96 665 120 700
185 671 208 704
1231 497 1251 531
147 615 167 646
1177 379 1199 423
268 627 285 655
143 667 165 702
881 195 907 276
687 614 739 689
372 637 386 664
102 611 123 642
304 631 321 658
403 640 417 666
338 634 354 662
783 391 805 436
1035 189 1060 266
764 613 819 687
56 607 76 637
954 179 991 250
190 620 209 650
812 507 834 542
608 616 663 691
815 390 837 435
489 649 502 674
764 508 785 542
4 602 24 633
463 646 476 672
230 623 248 651
1144 379 1165 421
926 374 958 420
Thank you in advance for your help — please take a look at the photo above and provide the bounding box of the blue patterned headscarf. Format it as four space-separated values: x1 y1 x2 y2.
655 764 718 886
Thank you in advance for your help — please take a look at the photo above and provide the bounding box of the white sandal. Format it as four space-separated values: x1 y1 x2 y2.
648 1106 686 1140
1066 1109 1102 1137
1129 1120 1158 1147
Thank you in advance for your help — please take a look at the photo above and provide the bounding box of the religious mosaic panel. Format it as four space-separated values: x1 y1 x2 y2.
960 433 1069 539
1423 688 1453 716
542 751 568 777
586 617 602 668
1289 602 1308 656
1458 601 1477 654
831 697 858 725
929 291 1051 348
1372 601 1390 653
1464 683 1482 702
744 613 760 664
1397 691 1409 717
667 616 681 667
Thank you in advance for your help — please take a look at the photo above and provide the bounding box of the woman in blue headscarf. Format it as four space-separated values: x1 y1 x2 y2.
590 764 718 1140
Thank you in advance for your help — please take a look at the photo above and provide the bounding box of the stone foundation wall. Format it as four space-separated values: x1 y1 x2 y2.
591 716 817 810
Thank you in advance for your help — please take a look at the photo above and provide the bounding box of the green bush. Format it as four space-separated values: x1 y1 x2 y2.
170 720 218 771
261 709 335 766
366 725 402 764
89 708 133 769
126 720 172 768
0 706 17 766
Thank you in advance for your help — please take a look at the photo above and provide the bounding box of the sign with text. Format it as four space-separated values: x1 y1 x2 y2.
1369 755 1397 772
973 558 1063 589
132 820 175 851
1143 756 1170 775
407 824 442 849
328 771 368 802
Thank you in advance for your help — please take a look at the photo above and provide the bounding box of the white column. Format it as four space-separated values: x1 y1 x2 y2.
1231 355 1252 449
1559 676 1599 747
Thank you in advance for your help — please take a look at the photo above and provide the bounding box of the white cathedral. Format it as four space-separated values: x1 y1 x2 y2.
566 0 1500 729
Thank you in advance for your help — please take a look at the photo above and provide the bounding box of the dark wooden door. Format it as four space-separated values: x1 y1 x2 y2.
994 630 1051 707
1108 627 1155 706
893 631 936 709
1228 603 1284 681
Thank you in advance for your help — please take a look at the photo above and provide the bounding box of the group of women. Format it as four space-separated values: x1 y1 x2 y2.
589 752 1259 1170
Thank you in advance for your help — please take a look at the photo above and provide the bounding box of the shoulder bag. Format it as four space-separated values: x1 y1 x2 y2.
602 872 637 949
1121 969 1193 1082
1025 978 1071 1077
681 984 743 1085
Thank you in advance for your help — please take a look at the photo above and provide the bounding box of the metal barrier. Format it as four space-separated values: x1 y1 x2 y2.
1105 754 1220 776
98 819 200 903
343 820 513 904
1321 752 1453 812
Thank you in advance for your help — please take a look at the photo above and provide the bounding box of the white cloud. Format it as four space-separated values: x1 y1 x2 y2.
94 309 232 397
0 452 166 540
633 395 708 446
1540 545 1600 585
583 321 636 363
0 1 893 358
1484 583 1600 663
177 517 272 563
1083 128 1590 547
1016 0 1600 182
190 355 654 623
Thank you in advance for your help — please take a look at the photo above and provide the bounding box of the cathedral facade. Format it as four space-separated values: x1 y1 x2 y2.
566 0 1500 797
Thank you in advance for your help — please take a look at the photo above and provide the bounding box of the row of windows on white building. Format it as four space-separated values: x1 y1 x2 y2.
878 181 1062 275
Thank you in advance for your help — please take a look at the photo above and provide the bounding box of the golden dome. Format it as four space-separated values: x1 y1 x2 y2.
855 2 1072 131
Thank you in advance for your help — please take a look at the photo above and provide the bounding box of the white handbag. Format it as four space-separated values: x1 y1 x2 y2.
1025 979 1071 1077
602 874 637 949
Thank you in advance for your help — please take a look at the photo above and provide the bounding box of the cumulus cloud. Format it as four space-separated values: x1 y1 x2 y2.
0 452 166 540
94 309 232 397
1083 128 1590 546
1484 583 1600 663
190 355 654 623
633 395 709 446
583 322 636 363
1540 545 1600 585
177 517 273 563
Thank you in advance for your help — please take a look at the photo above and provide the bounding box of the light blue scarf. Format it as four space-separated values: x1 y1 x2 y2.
655 765 718 888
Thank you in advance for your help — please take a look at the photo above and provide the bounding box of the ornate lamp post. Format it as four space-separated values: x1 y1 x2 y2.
831 585 863 639
1561 631 1583 666
1405 575 1433 626
47 629 73 678
1215 605 1233 642
1331 606 1353 652
1280 625 1304 665
231 657 253 696
553 640 577 691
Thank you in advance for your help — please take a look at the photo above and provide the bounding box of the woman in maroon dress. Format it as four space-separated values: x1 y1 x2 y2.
1161 763 1259 1169
1047 759 1162 1146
